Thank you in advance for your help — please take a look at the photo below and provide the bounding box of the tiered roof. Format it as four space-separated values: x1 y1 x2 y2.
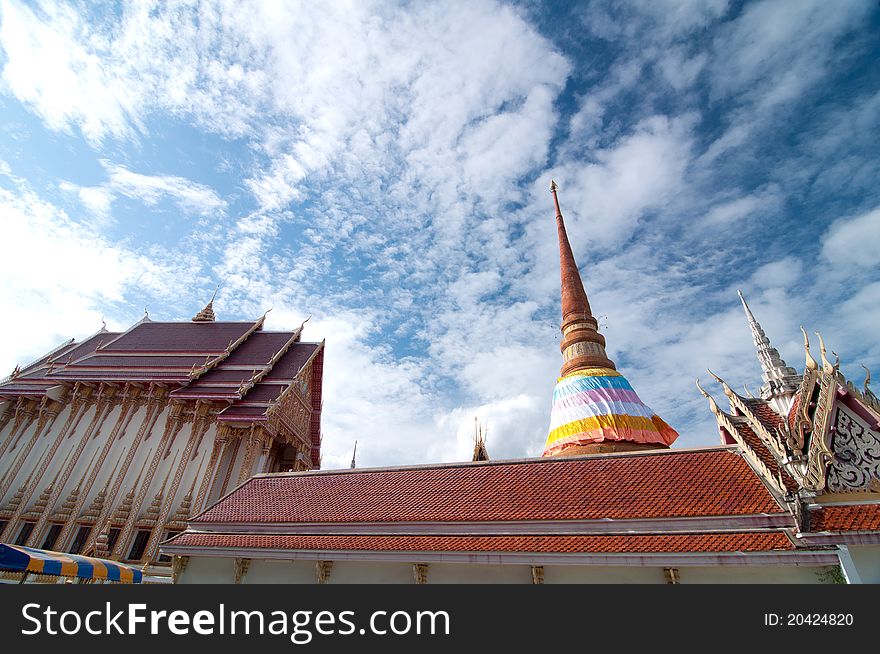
0 310 324 462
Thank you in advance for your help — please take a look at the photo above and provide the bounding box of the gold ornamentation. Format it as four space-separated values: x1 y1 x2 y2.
316 560 333 584
172 555 189 584
412 563 428 585
531 565 544 584
233 558 250 584
802 371 837 492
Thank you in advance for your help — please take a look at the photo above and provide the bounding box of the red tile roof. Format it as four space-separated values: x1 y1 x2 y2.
166 531 794 553
194 448 785 525
809 504 880 532
730 421 797 491
788 394 802 435
741 397 786 432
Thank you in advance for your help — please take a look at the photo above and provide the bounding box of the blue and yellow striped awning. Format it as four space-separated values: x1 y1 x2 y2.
0 543 143 583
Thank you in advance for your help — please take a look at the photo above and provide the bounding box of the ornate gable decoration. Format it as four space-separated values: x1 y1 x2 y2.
701 328 880 497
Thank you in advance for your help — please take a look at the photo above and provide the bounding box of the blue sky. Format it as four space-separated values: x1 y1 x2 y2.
1 0 878 468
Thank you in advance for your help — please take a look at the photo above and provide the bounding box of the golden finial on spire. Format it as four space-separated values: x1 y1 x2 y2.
472 417 490 462
550 179 558 193
192 288 218 322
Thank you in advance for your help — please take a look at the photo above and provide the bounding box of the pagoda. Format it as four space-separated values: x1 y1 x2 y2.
543 181 678 456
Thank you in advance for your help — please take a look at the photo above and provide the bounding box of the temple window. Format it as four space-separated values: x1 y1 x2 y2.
126 529 151 561
69 525 92 554
14 522 34 546
40 523 63 551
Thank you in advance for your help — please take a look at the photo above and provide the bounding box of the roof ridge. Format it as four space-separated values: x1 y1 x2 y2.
250 444 740 479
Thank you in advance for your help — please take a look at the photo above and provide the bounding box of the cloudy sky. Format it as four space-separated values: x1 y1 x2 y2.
1 0 878 469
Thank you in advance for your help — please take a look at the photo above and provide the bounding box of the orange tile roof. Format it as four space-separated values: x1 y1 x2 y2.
194 448 785 524
730 421 798 491
166 531 794 553
810 504 880 532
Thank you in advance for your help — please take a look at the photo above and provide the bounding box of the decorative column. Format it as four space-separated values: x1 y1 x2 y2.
80 389 166 555
235 427 262 487
192 427 228 515
141 403 215 562
54 387 141 551
0 400 58 498
0 388 93 541
0 398 36 462
26 389 117 547
111 404 187 558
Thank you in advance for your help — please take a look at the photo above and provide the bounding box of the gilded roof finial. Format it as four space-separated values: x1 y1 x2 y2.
863 364 871 395
472 417 490 462
192 287 218 322
801 327 818 371
695 378 720 416
814 332 834 375
350 440 357 469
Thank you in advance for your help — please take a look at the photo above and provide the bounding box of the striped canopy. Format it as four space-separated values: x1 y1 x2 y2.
0 543 143 583
544 368 679 456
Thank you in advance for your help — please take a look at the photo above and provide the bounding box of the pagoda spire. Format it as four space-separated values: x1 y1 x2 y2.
550 180 615 375
192 287 218 322
737 291 800 407
543 181 678 457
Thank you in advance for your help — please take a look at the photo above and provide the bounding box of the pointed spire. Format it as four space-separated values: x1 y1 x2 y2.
550 181 615 375
472 418 490 462
737 291 801 400
350 441 357 469
543 182 678 457
192 287 218 322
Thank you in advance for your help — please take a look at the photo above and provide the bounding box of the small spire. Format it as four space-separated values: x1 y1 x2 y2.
350 441 357 469
192 287 218 322
737 291 800 400
472 418 490 462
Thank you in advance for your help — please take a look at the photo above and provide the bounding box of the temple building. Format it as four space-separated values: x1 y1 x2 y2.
0 303 324 582
161 183 880 584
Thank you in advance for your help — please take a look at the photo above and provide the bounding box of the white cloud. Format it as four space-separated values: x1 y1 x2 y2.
0 173 190 374
821 207 880 271
103 162 227 216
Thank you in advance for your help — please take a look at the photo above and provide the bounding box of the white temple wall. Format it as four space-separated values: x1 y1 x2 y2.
174 557 837 584
847 545 880 583
178 555 234 584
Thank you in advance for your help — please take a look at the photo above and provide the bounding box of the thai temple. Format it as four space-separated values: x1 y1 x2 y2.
2 182 879 583
0 302 324 582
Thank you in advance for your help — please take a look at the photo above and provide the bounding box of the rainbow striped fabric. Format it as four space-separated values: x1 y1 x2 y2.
543 368 678 456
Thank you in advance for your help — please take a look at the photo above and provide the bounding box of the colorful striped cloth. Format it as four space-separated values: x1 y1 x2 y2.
543 368 678 456
0 543 143 583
